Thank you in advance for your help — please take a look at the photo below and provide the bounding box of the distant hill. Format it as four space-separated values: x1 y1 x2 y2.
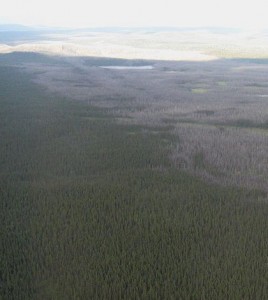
0 24 243 33
0 24 35 31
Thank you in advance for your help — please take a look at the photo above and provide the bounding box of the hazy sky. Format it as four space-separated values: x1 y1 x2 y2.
0 0 267 29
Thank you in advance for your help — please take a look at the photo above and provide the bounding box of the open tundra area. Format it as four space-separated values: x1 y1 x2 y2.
1 28 268 299
1 27 268 59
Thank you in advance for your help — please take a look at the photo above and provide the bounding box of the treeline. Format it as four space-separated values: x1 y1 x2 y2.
1 66 268 299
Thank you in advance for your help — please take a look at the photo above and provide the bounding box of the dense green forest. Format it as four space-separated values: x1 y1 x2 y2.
1 65 268 299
